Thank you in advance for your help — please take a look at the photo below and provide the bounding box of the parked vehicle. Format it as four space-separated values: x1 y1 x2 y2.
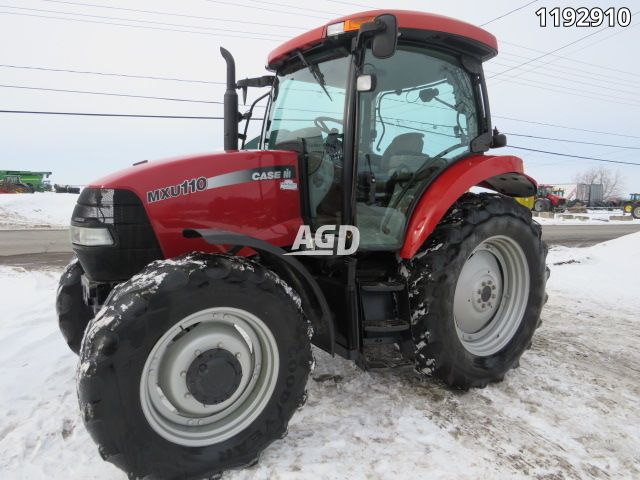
0 170 52 193
622 193 640 218
534 184 566 212
58 11 548 479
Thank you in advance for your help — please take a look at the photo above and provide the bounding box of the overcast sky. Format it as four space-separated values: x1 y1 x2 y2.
1 0 639 193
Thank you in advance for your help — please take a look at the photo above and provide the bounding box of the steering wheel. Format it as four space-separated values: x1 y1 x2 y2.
314 116 343 135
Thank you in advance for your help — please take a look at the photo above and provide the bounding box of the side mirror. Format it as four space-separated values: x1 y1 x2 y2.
372 14 398 59
492 130 507 148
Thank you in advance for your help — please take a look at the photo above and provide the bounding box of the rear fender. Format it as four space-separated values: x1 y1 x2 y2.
184 228 335 355
400 154 536 259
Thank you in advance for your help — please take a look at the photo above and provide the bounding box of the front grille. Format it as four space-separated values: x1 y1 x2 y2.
72 188 163 282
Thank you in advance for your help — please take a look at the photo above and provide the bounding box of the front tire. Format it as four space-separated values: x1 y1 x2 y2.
78 253 312 479
407 193 548 389
56 257 94 354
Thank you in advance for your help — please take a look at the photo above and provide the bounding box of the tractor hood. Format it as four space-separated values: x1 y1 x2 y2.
85 150 304 258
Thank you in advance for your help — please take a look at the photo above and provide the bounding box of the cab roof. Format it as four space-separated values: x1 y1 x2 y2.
267 10 498 69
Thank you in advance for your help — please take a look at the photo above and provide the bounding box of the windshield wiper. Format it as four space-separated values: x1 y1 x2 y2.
295 50 332 101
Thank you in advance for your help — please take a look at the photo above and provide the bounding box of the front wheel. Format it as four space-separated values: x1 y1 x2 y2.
78 253 312 479
407 193 548 389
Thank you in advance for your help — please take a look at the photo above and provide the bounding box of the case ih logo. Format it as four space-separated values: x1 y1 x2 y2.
146 166 296 204
286 225 360 256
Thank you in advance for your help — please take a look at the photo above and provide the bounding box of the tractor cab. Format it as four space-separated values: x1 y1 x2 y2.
232 11 515 251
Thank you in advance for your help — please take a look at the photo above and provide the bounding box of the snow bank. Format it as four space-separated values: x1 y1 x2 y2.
1 235 639 479
0 193 77 229
547 231 640 308
534 210 640 225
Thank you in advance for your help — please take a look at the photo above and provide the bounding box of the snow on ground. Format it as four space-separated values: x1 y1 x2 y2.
533 210 640 226
1 234 639 479
0 193 77 229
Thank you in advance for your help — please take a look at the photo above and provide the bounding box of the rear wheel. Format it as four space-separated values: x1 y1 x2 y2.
78 253 311 479
407 193 548 389
533 198 549 212
632 205 640 219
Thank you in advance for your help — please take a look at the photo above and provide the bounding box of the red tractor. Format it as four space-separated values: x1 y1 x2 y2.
534 184 566 212
58 11 547 479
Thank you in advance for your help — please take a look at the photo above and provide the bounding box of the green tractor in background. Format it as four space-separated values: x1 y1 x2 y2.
0 170 52 193
622 193 640 219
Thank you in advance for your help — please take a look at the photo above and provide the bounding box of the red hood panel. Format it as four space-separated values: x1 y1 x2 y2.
90 150 303 258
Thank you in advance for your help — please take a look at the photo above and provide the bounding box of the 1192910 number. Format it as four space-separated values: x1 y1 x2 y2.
535 7 631 27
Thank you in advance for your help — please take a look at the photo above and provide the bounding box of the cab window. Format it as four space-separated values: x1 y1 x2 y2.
356 46 480 249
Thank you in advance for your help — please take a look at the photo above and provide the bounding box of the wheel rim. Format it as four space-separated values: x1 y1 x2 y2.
624 204 632 213
140 307 279 447
633 206 640 218
453 235 530 356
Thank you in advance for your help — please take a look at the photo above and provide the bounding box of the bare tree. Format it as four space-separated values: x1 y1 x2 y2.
574 166 624 200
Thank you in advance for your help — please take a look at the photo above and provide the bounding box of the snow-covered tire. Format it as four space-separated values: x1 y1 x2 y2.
56 257 93 354
407 193 548 389
77 253 311 480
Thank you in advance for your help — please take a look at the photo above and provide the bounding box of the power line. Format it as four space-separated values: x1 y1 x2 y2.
493 22 640 85
202 0 332 20
39 0 305 30
480 0 539 26
509 146 640 166
490 17 637 78
505 132 640 150
489 59 639 96
501 40 640 79
0 4 288 38
0 64 225 85
0 109 225 119
0 10 284 42
323 0 375 8
494 115 640 140
485 71 640 109
0 83 225 105
493 54 640 90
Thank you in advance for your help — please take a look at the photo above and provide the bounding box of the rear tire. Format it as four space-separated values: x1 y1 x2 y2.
407 193 548 389
56 257 94 354
533 198 549 212
78 253 311 479
632 205 640 219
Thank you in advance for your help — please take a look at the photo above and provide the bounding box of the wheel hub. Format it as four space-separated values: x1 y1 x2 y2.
454 250 503 334
186 349 242 405
140 307 280 446
453 236 530 357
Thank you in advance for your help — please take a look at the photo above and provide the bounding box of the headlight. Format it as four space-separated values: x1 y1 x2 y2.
70 225 114 246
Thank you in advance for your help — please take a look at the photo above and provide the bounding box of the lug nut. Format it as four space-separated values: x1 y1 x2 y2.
194 350 201 356
217 342 224 348
235 352 241 358
492 294 496 299
180 370 186 377
185 393 191 399
492 285 496 290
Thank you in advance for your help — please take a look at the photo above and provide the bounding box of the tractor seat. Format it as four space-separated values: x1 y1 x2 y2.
381 132 425 172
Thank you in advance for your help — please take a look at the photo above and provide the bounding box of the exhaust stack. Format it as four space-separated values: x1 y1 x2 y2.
220 47 239 151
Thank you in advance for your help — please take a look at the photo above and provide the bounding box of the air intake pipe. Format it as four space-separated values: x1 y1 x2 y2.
220 47 239 151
